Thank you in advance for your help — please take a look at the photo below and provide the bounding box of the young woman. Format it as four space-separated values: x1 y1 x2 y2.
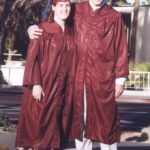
15 0 77 149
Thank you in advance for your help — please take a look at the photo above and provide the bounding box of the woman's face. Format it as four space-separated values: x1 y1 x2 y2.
53 1 71 21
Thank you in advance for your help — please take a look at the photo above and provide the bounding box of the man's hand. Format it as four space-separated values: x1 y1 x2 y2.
32 85 45 101
27 25 43 39
115 84 124 98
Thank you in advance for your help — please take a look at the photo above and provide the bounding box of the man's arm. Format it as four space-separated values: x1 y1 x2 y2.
27 25 43 39
114 14 129 98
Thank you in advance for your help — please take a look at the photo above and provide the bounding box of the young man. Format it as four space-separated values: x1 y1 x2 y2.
27 0 129 149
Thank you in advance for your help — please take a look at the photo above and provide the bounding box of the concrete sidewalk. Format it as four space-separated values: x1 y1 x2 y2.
0 130 16 150
1 129 150 150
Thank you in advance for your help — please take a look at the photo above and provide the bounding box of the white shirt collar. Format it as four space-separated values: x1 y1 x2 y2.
89 0 105 11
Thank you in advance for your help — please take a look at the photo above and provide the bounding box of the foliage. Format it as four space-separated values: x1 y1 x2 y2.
126 64 150 90
131 63 150 72
111 0 129 6
147 0 150 4
0 111 16 133
141 0 150 5
0 0 47 63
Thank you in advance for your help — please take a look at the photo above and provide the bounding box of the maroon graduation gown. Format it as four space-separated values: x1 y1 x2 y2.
70 2 129 144
15 21 77 149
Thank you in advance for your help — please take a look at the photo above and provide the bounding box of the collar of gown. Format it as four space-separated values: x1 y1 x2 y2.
39 21 66 34
84 0 107 15
89 0 106 11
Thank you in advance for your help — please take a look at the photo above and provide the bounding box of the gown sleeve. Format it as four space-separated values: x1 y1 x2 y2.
23 38 42 86
114 14 129 79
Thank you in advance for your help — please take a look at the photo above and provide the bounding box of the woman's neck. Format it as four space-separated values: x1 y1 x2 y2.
54 16 65 31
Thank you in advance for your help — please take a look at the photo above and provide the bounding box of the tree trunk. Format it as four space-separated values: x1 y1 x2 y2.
129 0 140 68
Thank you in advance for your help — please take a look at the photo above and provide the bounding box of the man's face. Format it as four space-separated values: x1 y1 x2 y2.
90 0 103 7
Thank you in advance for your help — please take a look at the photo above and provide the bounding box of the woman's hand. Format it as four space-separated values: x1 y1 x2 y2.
27 25 43 39
32 85 45 101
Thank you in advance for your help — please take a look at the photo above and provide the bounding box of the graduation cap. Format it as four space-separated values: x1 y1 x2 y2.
53 0 70 4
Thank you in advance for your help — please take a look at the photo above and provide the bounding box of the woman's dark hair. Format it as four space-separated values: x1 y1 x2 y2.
66 4 75 28
47 6 54 23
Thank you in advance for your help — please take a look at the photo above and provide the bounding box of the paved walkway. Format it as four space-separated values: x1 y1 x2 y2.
0 130 150 150
0 130 16 150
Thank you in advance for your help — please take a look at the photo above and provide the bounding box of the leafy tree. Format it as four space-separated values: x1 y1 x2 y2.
110 0 129 6
0 0 47 64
